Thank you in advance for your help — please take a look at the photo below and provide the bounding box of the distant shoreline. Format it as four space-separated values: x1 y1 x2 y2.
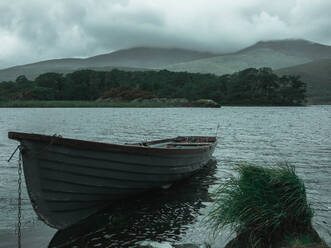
0 100 312 108
0 100 182 108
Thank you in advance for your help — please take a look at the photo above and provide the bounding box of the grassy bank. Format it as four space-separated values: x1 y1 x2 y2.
0 100 182 108
206 163 328 248
0 100 307 108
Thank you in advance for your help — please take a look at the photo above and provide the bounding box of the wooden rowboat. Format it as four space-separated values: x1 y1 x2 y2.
8 132 217 229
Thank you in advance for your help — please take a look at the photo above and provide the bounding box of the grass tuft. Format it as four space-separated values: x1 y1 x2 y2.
206 163 314 248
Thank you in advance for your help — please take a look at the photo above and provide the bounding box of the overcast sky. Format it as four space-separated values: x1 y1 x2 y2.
0 0 331 69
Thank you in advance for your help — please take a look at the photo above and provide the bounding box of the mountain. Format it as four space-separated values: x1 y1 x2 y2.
0 47 217 81
1 39 330 104
276 59 331 104
164 39 331 104
237 39 331 60
84 47 217 68
165 39 331 75
165 48 311 75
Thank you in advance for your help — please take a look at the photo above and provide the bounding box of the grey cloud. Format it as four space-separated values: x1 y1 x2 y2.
0 0 330 69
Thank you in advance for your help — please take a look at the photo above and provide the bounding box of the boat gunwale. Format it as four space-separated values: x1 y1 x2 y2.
8 132 216 155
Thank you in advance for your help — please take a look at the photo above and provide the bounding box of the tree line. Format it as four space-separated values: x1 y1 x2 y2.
0 67 306 105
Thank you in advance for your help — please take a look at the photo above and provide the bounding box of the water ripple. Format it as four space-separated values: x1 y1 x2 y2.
0 106 330 246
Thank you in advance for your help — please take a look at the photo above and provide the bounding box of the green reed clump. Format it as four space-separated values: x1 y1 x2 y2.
207 163 314 248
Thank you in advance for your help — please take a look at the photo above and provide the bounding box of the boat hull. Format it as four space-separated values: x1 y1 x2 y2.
14 135 216 229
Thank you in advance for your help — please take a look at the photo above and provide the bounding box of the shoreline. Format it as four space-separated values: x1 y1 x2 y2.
0 100 312 108
0 100 182 108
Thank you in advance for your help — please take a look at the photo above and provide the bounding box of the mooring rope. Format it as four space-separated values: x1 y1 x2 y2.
7 145 21 162
215 123 220 137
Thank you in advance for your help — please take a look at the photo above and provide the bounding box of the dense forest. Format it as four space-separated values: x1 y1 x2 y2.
0 67 306 105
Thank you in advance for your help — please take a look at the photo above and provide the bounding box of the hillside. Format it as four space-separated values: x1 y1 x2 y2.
84 47 217 68
0 47 217 81
276 59 331 104
238 39 331 60
165 39 331 75
165 48 311 75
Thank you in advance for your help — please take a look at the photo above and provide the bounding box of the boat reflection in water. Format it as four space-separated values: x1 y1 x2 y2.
48 159 217 248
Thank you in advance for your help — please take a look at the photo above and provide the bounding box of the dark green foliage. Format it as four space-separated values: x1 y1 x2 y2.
101 87 156 101
27 87 56 100
0 68 306 105
207 163 314 248
15 75 30 85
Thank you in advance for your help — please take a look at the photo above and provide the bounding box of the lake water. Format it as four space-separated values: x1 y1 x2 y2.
0 107 330 247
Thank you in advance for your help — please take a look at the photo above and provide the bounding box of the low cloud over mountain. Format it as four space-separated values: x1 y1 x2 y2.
0 0 331 69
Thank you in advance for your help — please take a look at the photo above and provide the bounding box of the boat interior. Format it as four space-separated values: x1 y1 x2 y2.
135 136 216 149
